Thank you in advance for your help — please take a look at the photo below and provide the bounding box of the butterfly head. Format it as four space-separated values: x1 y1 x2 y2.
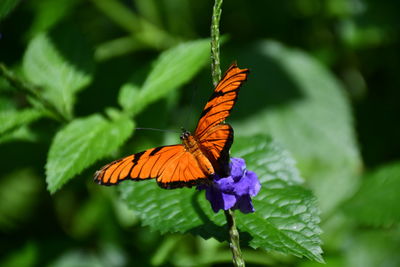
180 129 191 140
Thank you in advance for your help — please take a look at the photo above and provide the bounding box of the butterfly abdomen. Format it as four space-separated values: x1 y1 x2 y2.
182 133 215 176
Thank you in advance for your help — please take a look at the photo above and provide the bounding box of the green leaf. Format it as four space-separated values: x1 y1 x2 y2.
233 40 361 214
120 135 323 262
120 178 226 236
0 0 21 19
48 245 126 267
117 83 140 113
0 126 38 144
27 0 79 37
0 109 42 136
345 161 400 226
233 136 323 263
119 38 210 115
46 114 134 193
23 27 94 119
0 104 41 144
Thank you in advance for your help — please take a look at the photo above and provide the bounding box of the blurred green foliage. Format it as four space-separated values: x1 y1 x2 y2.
1 0 400 266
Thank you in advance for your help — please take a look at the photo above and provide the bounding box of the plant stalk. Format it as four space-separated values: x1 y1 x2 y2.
211 0 223 86
224 209 245 267
210 0 245 266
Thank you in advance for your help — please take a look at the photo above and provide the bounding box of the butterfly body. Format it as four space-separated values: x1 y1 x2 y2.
94 63 249 189
181 130 215 177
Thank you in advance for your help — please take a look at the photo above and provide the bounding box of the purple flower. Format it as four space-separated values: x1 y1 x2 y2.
198 158 261 213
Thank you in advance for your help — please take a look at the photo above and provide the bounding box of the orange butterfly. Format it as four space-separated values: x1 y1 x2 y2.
94 63 249 189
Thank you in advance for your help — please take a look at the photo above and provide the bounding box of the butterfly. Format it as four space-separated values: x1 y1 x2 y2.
94 63 249 189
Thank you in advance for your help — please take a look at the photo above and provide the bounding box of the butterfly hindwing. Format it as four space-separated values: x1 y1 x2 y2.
199 124 233 176
157 151 212 189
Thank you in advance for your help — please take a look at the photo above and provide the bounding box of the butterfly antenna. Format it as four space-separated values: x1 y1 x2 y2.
135 127 180 134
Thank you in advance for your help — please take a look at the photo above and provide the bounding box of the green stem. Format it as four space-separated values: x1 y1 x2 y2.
90 0 178 50
95 36 146 61
224 210 245 267
0 63 67 122
210 0 245 265
211 0 223 86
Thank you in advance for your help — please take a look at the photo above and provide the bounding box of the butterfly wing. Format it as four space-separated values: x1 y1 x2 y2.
195 63 249 139
94 145 181 185
94 144 211 188
157 150 212 188
194 63 248 175
198 124 233 176
94 63 248 188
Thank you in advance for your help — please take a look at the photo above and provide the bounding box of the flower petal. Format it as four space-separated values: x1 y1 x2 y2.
221 193 237 210
246 170 261 197
235 195 255 214
199 157 260 214
215 176 235 193
205 185 236 212
230 158 246 180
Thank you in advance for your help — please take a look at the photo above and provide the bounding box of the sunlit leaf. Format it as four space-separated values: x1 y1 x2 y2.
0 126 37 144
0 105 41 144
120 135 323 262
119 38 210 116
345 161 400 226
118 83 140 113
121 178 225 236
0 109 42 136
23 28 94 119
46 114 134 193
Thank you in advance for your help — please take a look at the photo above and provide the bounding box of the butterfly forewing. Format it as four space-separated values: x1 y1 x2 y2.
195 64 249 138
95 145 183 185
